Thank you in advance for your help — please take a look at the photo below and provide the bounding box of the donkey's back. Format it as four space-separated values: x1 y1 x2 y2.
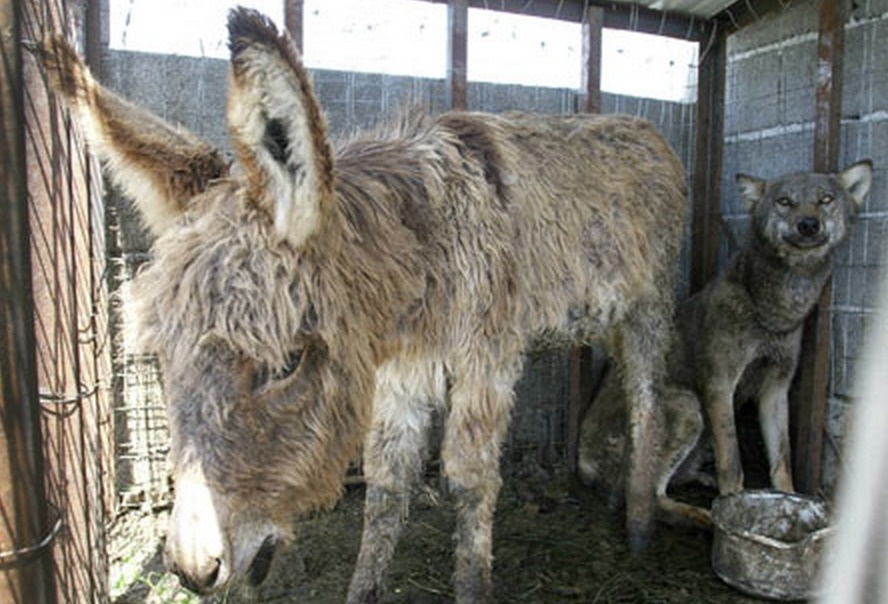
336 110 687 347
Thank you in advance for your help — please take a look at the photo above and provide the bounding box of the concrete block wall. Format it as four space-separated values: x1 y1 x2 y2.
723 0 888 491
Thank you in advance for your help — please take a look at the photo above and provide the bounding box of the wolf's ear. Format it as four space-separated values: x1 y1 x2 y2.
839 160 873 208
31 36 229 236
736 174 765 211
226 8 335 249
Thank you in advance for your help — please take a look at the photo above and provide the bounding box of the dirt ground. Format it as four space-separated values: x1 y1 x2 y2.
108 460 768 604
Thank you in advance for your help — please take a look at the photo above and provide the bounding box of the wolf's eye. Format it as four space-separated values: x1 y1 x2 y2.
819 195 834 205
775 197 792 207
252 349 304 392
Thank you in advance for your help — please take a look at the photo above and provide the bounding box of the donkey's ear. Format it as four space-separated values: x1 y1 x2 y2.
31 36 229 236
736 173 766 211
839 159 873 208
226 8 335 249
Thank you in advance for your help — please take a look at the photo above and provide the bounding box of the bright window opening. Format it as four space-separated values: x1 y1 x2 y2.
109 0 283 59
467 9 581 89
303 0 446 78
108 0 698 103
602 29 698 103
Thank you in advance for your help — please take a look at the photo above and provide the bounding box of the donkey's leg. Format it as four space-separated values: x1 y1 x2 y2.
442 364 518 603
615 300 671 552
347 359 443 604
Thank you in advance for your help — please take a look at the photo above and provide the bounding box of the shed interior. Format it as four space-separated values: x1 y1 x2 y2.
3 0 886 602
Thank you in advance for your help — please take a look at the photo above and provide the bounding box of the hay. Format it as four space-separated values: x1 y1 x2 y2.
110 464 763 603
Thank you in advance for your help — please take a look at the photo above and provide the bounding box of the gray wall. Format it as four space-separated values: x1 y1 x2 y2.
723 0 888 490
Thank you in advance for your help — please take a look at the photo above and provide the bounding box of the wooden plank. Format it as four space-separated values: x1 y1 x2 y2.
565 4 603 474
0 0 57 601
430 0 586 23
84 0 102 70
594 1 708 40
284 0 304 54
714 0 794 31
690 24 726 294
567 348 594 474
428 0 706 40
447 0 468 110
793 0 846 496
581 5 603 113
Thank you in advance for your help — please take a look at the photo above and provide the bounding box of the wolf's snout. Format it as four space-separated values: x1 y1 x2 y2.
797 216 821 238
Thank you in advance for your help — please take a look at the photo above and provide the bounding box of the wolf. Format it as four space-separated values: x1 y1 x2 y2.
34 9 687 602
578 161 873 527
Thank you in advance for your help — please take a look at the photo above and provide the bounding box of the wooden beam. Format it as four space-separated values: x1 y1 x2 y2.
581 5 603 113
690 24 726 294
793 0 846 496
447 0 468 110
0 0 57 601
565 4 603 474
431 0 586 23
84 0 102 71
285 0 304 54
428 0 706 40
714 0 794 31
593 1 708 40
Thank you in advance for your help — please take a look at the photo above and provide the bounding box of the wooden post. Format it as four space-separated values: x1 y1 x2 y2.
0 1 57 601
581 5 603 114
285 0 304 54
447 0 468 110
793 0 846 496
567 4 604 474
691 25 727 294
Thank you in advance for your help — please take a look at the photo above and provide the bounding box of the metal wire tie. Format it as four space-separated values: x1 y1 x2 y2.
0 510 62 562
38 383 99 405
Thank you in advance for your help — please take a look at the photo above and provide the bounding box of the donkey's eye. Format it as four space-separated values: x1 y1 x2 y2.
252 349 303 392
819 195 835 205
775 197 792 207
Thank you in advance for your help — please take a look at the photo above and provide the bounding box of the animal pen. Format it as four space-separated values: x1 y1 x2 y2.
1 0 886 602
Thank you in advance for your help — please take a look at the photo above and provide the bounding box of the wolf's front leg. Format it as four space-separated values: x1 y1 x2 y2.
704 379 745 495
756 365 795 492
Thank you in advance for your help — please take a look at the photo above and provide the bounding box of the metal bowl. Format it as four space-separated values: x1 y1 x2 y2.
711 490 832 601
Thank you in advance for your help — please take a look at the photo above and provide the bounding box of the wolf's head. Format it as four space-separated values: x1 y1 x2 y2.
737 161 872 265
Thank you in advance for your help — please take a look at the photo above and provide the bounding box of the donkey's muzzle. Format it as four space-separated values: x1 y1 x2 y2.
166 550 223 595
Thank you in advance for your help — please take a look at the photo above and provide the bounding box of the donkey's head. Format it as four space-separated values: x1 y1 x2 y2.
37 8 370 593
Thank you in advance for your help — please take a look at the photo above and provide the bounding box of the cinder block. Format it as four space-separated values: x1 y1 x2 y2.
726 0 817 56
780 39 817 125
313 71 351 106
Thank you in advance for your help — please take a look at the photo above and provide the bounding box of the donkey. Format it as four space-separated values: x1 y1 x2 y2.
35 8 687 602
